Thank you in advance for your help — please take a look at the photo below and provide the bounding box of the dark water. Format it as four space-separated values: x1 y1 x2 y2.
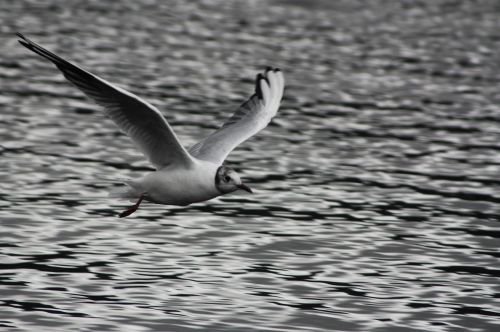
1 0 500 331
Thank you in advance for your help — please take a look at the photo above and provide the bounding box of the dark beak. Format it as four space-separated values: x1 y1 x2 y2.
238 183 253 193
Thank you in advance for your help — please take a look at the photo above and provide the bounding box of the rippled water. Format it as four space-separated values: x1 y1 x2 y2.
1 0 500 331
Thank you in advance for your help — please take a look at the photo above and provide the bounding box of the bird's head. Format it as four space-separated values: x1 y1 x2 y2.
215 165 253 194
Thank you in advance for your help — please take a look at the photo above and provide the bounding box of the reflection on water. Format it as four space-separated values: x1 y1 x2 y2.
1 0 500 331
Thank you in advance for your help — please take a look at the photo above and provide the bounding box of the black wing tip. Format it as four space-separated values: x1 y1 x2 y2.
255 73 264 99
265 66 281 73
16 33 39 52
16 32 26 39
254 67 283 99
15 33 62 65
16 32 29 46
255 67 283 99
16 32 31 47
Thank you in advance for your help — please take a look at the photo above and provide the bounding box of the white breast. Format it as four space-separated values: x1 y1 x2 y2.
138 160 221 206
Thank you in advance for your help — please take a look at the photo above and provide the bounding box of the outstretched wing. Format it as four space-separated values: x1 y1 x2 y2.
17 33 194 169
189 68 284 165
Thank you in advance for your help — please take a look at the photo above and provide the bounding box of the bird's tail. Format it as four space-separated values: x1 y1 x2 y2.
108 180 142 200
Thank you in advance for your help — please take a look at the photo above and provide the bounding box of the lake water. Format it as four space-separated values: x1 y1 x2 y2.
1 0 500 331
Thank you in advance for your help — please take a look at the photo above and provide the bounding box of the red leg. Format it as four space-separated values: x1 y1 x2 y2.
118 195 144 218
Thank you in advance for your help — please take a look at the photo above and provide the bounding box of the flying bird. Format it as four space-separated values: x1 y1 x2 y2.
17 33 285 217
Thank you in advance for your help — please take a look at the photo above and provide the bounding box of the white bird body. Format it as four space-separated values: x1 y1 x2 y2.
131 160 220 206
17 33 284 217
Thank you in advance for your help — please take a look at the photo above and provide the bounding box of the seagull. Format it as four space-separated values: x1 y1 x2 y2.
17 33 284 217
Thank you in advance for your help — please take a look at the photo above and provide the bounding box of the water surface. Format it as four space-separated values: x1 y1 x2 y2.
1 0 500 331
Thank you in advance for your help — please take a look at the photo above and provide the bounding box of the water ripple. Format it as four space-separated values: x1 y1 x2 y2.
1 0 500 331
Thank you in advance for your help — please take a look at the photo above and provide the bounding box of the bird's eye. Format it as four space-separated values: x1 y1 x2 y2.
224 176 231 182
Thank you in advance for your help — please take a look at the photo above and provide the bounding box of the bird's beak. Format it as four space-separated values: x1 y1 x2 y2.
238 183 253 193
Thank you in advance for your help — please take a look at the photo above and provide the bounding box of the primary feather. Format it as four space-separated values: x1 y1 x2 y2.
189 67 284 164
17 33 194 170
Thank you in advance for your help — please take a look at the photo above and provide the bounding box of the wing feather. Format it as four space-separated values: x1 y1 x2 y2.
17 33 193 169
189 68 284 164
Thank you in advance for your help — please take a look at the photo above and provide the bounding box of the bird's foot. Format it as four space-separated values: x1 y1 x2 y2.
118 195 144 218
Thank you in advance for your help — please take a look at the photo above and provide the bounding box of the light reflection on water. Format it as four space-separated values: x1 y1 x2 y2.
1 0 500 331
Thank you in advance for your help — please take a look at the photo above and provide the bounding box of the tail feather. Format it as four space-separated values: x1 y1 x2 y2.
108 181 141 200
